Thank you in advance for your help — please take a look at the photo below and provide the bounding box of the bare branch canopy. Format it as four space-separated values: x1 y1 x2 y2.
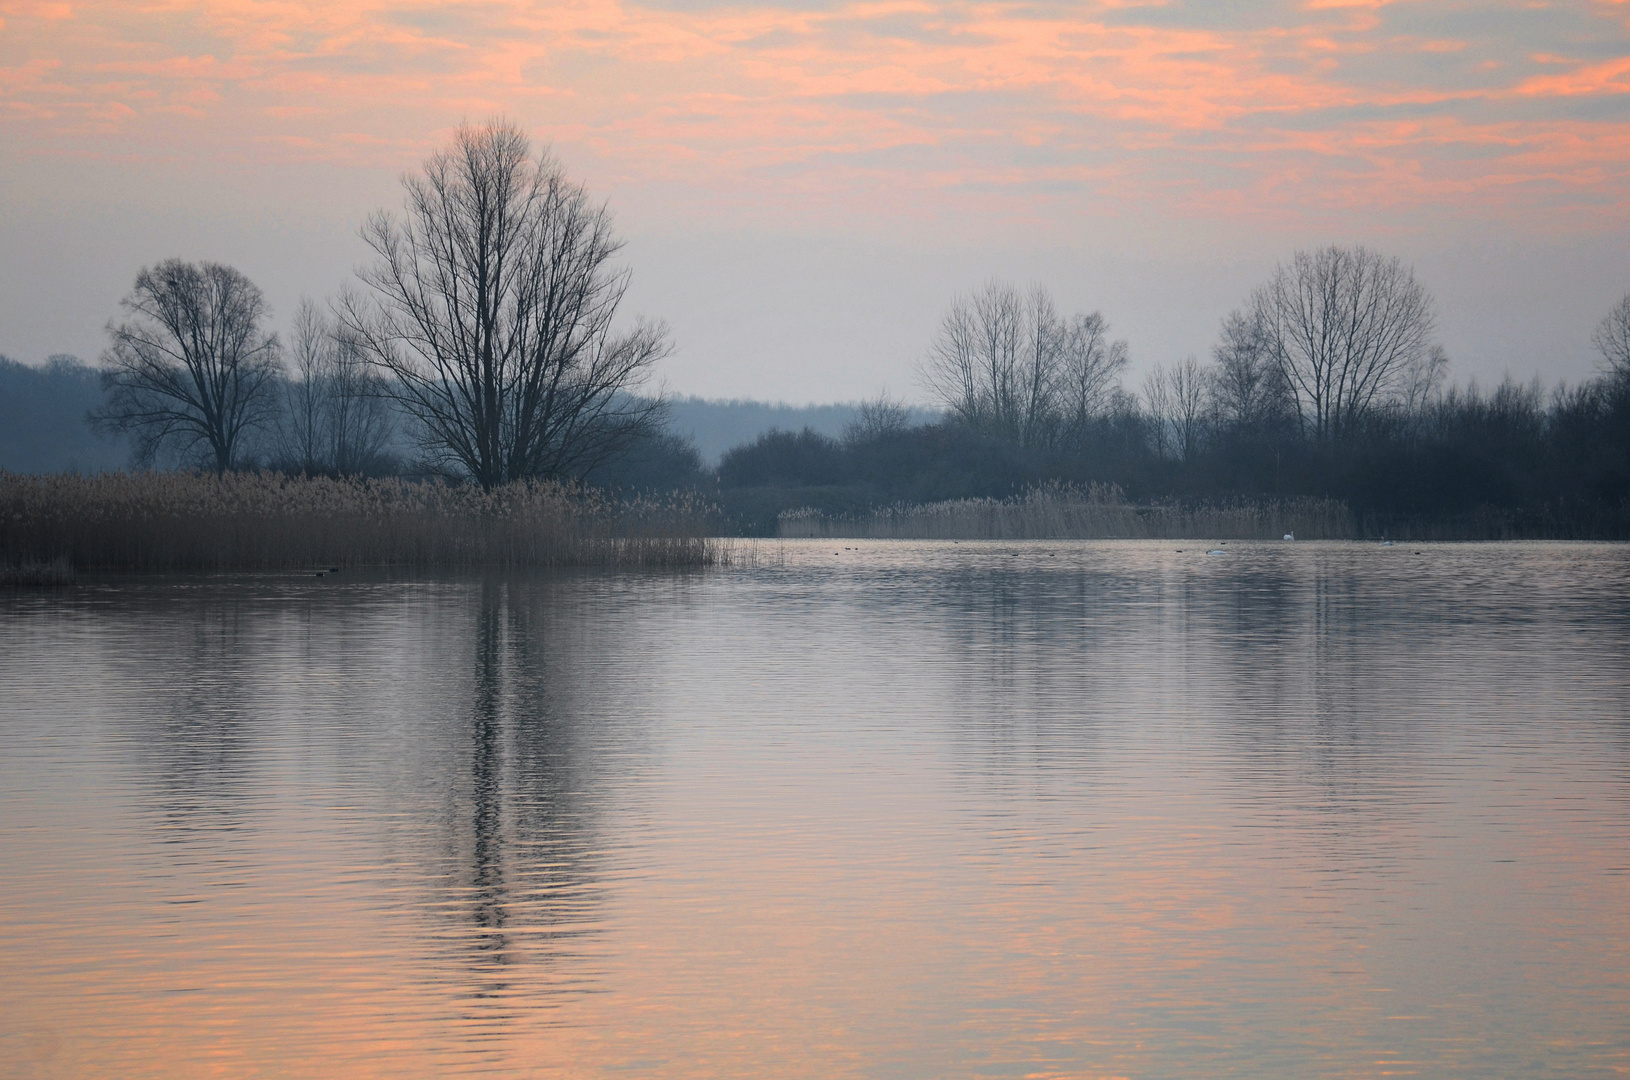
919 280 1128 450
1249 245 1437 442
92 259 281 473
339 119 669 488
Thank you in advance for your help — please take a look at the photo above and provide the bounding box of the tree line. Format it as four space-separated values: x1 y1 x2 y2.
715 269 1630 535
70 118 1630 536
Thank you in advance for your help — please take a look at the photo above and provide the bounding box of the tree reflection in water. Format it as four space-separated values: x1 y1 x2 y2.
422 575 617 1030
4 546 1629 1080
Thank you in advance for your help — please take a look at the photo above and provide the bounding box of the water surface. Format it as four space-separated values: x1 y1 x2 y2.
2 541 1628 1078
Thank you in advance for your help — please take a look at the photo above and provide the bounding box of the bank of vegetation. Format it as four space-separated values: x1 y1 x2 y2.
5 121 1628 549
716 265 1630 539
0 472 721 575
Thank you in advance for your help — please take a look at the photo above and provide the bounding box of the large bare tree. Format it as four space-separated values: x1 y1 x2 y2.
1249 245 1436 442
93 259 281 473
920 280 1126 448
340 120 668 488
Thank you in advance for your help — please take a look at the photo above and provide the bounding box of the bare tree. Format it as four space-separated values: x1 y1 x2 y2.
339 119 668 488
277 298 331 474
1399 344 1450 416
1143 356 1208 461
921 281 1039 445
1593 291 1630 378
275 299 397 475
1056 311 1130 447
92 259 281 473
843 392 912 444
1209 308 1292 429
325 324 396 475
1250 245 1437 442
921 280 1126 448
1142 366 1175 460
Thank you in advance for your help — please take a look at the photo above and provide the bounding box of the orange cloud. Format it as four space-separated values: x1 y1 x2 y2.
0 0 1626 232
1513 55 1630 97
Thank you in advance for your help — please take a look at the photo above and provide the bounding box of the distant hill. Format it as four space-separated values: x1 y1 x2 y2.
0 361 942 477
0 356 129 473
664 396 941 465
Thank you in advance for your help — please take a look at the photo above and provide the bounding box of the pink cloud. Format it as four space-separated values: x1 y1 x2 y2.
0 0 1626 231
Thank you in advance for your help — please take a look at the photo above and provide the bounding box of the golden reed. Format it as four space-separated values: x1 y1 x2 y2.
1 471 723 573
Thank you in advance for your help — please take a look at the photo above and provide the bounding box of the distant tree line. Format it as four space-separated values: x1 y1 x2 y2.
713 255 1630 536
25 113 1630 536
0 356 127 473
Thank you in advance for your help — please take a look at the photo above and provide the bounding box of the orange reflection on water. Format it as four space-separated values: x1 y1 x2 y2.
2 543 1629 1077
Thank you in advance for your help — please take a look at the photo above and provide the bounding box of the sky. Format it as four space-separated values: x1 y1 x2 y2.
2 0 1628 404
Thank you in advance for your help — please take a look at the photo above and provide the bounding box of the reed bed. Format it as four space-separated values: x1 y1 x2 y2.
779 484 1353 541
0 471 723 573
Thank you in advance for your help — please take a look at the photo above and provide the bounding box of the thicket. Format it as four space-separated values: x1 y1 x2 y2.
708 261 1630 538
714 371 1630 538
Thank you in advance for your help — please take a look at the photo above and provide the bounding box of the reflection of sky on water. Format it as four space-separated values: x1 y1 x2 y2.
1 543 1628 1077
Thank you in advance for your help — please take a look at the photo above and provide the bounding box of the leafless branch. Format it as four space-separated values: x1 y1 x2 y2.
338 120 667 488
92 259 281 472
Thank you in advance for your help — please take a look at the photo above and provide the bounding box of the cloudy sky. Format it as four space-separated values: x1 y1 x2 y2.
3 0 1628 402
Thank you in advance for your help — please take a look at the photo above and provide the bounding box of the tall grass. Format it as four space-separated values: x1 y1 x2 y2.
779 484 1353 540
0 471 722 572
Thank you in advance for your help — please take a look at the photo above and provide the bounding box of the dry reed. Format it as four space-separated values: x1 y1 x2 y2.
779 483 1353 541
0 471 722 572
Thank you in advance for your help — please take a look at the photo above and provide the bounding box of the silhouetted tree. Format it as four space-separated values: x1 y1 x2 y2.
921 280 1126 449
92 259 281 473
324 324 397 475
843 393 912 444
1399 344 1451 418
921 281 1040 445
1249 246 1437 442
1210 308 1293 429
1143 356 1209 462
275 299 396 475
1055 309 1129 449
277 299 330 474
340 119 668 488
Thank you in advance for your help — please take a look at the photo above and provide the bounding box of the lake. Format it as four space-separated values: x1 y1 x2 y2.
2 540 1628 1078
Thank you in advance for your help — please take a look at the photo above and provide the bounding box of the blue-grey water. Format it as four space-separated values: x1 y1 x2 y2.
2 540 1628 1079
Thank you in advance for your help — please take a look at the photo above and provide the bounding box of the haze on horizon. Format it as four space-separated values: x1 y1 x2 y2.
2 0 1628 405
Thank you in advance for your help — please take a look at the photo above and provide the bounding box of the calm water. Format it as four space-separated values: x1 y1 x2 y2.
2 541 1628 1079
